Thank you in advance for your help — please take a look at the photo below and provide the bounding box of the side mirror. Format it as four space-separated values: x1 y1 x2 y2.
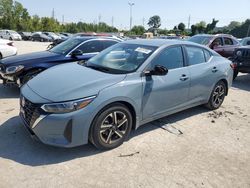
71 49 83 58
144 65 168 76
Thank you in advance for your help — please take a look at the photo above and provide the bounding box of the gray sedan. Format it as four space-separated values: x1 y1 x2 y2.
20 39 234 150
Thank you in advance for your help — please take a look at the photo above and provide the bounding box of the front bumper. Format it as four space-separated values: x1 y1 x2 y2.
19 105 94 148
0 71 22 86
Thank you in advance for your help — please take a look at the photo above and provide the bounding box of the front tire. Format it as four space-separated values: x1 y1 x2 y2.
89 103 133 150
205 81 226 110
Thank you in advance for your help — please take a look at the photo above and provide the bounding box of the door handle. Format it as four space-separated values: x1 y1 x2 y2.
212 67 218 73
180 74 189 81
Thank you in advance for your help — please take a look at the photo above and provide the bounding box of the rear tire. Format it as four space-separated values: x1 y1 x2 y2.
9 37 13 41
205 81 226 110
233 70 239 80
89 103 133 150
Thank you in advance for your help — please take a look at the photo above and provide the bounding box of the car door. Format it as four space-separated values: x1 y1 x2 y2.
185 45 216 103
222 37 239 58
142 45 190 120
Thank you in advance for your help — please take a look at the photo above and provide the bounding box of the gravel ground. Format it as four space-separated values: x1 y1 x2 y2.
0 41 250 188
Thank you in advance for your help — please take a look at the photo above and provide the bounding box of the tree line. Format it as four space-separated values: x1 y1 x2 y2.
130 15 250 38
0 0 118 33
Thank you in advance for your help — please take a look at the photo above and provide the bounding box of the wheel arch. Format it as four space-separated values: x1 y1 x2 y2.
220 78 229 95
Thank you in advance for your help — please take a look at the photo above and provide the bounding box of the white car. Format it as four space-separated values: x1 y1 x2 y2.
0 39 17 59
0 30 22 41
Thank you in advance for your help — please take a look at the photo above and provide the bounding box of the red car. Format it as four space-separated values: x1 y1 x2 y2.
188 34 240 58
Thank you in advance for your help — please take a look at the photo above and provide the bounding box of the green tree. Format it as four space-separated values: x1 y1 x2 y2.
196 21 206 33
178 22 185 32
191 25 197 35
131 25 145 35
148 15 161 29
205 18 219 33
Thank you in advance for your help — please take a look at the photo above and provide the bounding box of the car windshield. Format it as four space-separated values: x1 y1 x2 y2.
85 43 157 74
49 37 85 55
240 38 250 46
188 36 212 45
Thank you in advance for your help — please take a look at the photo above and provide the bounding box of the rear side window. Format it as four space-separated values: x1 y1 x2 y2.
102 40 118 49
186 46 206 66
203 49 211 62
224 37 233 45
151 46 184 70
78 40 103 53
212 37 223 46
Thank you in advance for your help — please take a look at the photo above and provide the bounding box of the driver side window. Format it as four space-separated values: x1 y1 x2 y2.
151 46 184 70
77 40 103 54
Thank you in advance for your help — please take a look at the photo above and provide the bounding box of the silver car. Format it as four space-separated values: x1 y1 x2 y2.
20 39 234 150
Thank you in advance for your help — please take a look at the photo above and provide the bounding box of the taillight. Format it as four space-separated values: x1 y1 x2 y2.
230 63 237 70
7 42 14 46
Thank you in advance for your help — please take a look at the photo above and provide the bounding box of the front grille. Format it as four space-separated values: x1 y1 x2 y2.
242 49 250 59
21 97 40 128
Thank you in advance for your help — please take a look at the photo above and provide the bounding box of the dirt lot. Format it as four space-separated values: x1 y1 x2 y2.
0 41 250 188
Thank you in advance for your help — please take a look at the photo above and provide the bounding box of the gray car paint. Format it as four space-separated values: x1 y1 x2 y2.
20 39 233 147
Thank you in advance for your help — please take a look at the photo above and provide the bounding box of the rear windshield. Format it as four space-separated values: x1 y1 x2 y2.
188 36 213 45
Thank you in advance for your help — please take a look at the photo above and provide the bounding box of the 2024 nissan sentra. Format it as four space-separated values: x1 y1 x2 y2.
20 39 234 150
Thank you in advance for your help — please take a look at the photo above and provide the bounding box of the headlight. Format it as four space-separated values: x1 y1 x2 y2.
236 50 242 57
41 96 96 114
5 65 24 74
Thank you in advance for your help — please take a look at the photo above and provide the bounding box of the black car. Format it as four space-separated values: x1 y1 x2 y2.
31 33 53 42
0 36 122 86
232 46 250 79
18 32 32 41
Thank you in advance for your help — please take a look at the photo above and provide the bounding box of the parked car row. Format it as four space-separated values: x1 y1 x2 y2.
0 29 72 42
0 36 234 150
0 36 122 85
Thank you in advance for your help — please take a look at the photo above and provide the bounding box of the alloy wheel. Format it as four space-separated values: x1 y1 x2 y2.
212 85 225 108
99 111 128 145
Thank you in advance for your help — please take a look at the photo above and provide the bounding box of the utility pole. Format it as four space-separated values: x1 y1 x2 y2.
188 15 191 30
98 14 101 24
52 8 55 19
247 23 250 37
142 17 145 27
128 2 135 30
112 16 114 27
62 15 64 25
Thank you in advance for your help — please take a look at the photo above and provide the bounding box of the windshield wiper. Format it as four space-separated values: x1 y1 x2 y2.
85 64 111 72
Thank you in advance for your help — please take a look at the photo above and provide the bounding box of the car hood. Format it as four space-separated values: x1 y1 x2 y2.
0 51 62 67
26 63 126 102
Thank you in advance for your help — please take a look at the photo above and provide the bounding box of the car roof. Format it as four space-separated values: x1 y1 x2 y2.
71 36 122 41
123 39 202 47
193 33 235 38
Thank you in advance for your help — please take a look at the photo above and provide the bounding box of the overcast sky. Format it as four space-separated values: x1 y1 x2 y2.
17 0 250 30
